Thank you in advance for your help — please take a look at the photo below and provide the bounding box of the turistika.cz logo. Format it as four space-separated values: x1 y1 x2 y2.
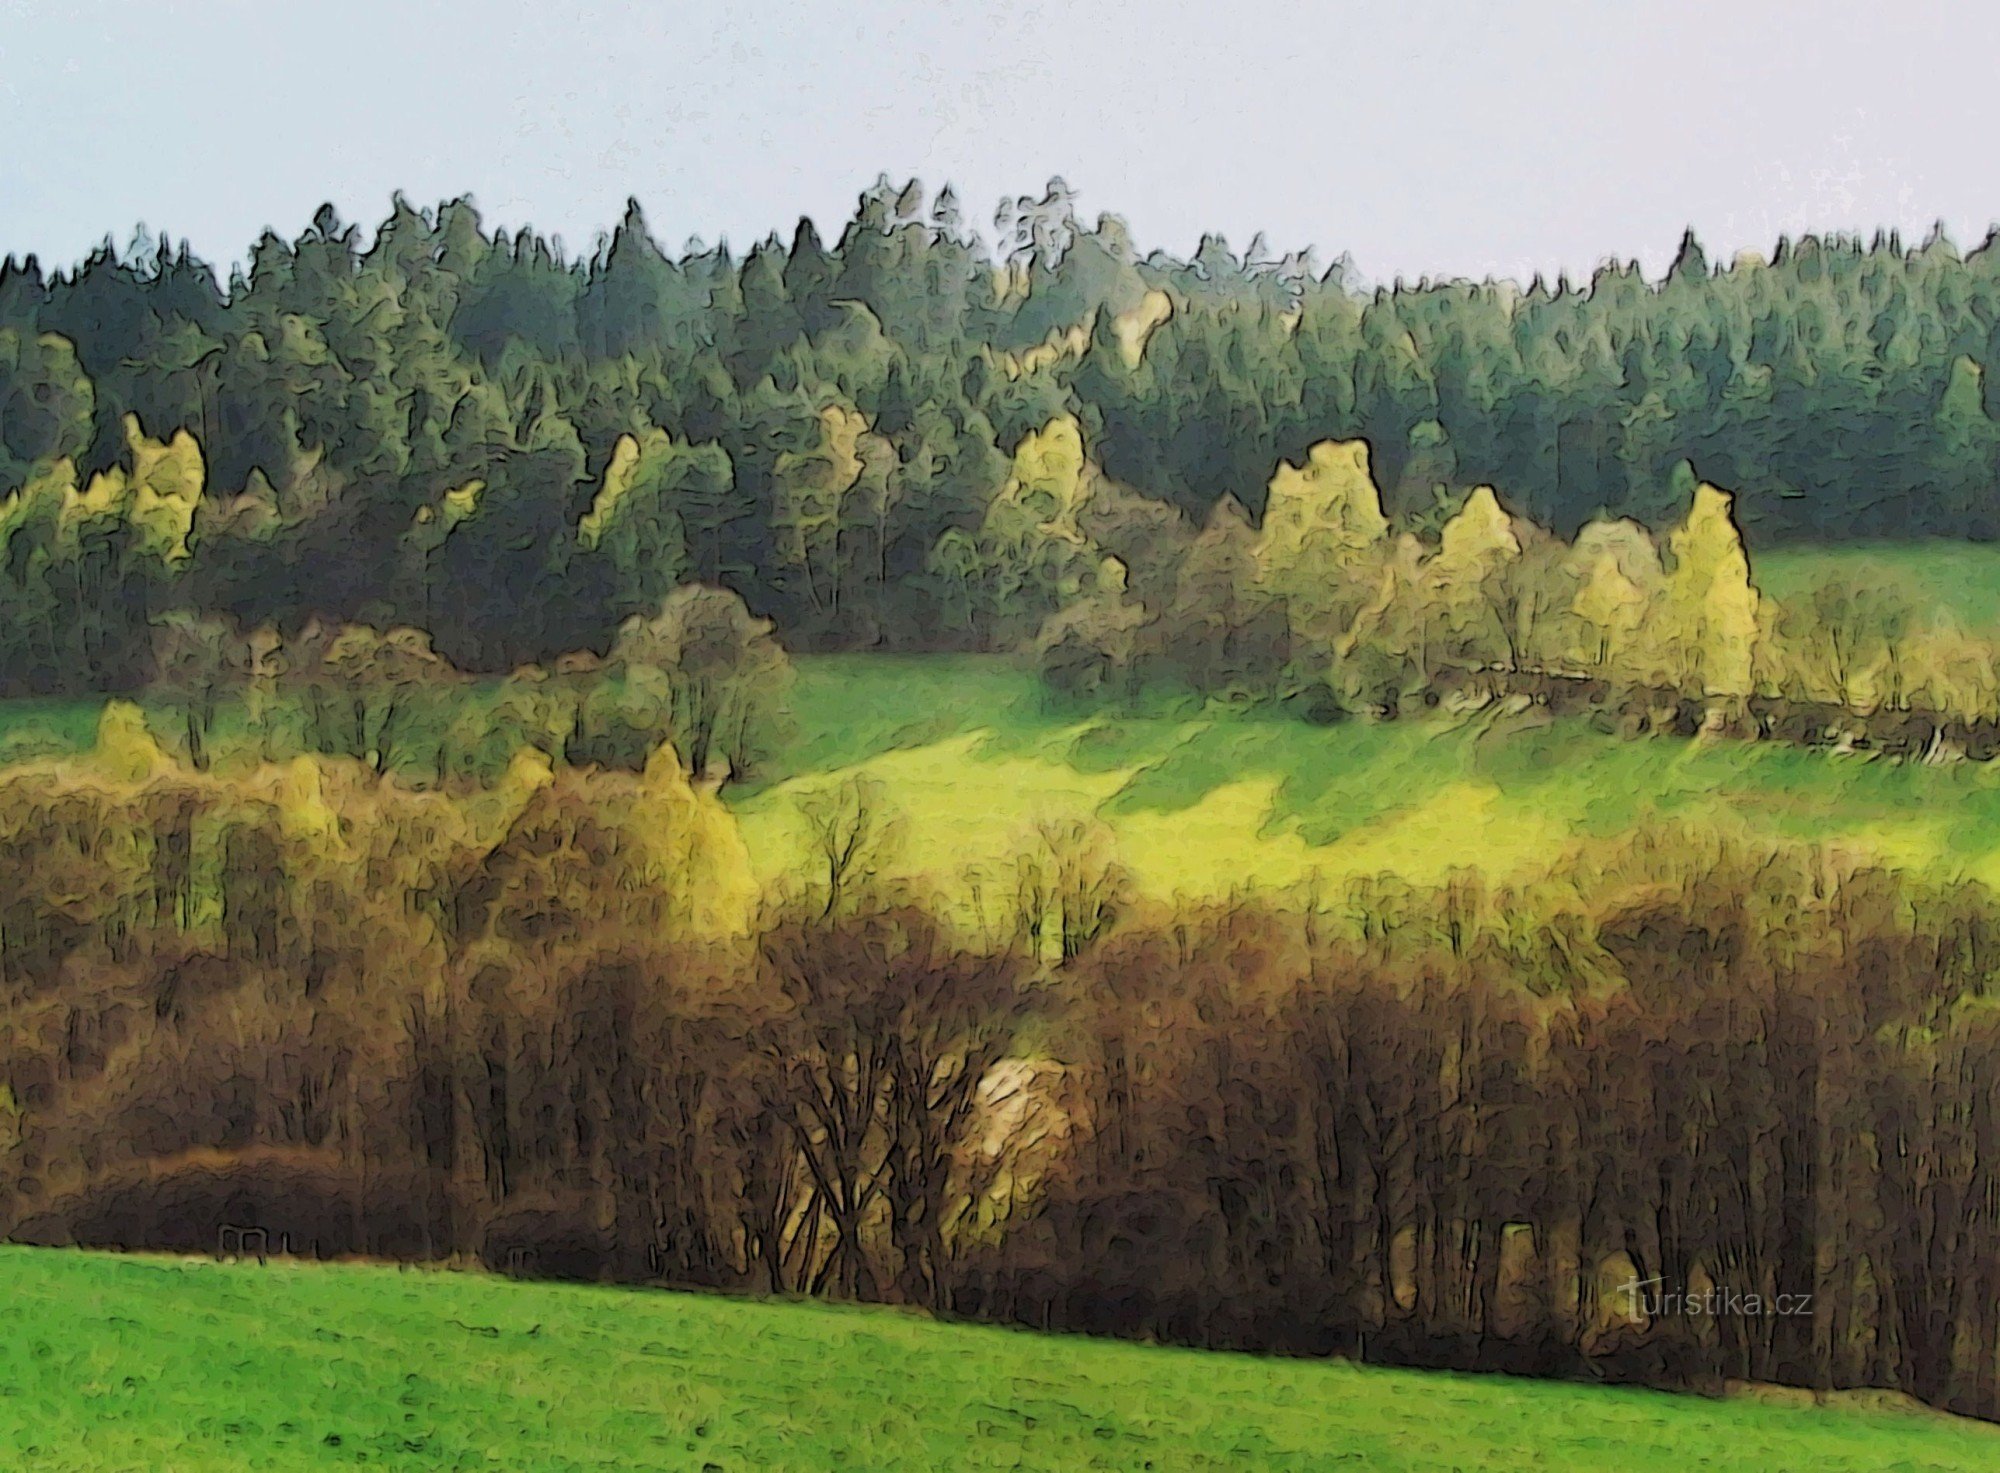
1621 1277 1815 1318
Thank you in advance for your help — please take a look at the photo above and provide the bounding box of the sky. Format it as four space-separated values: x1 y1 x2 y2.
3 0 1998 286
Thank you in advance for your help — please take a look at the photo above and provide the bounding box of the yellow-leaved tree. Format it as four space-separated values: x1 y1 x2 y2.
1571 552 1646 674
988 413 1091 546
1252 439 1391 643
1425 486 1523 668
1 457 76 543
955 414 1104 645
91 699 175 783
1661 483 1759 699
270 755 345 851
67 415 206 564
1112 288 1174 368
1905 616 2000 727
1433 486 1520 575
632 739 759 939
1565 519 1664 679
576 430 652 551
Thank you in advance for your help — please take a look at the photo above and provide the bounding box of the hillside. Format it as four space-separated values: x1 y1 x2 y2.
731 650 2000 904
8 635 2000 905
4 1247 1995 1472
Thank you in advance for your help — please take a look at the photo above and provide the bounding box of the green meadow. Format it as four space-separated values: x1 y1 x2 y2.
706 542 2000 901
14 653 2000 908
3 1247 1994 1472
1759 542 2000 634
732 652 2000 903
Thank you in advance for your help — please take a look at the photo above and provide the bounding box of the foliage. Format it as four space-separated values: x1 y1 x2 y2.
1661 482 1760 697
8 189 2000 690
1251 439 1390 638
6 714 2000 1415
608 584 794 782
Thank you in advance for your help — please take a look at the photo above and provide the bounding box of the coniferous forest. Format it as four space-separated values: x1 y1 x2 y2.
6 180 2000 687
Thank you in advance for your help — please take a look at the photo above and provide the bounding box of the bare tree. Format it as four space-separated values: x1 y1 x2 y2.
798 775 901 919
880 946 1030 1307
1021 818 1130 963
150 612 248 770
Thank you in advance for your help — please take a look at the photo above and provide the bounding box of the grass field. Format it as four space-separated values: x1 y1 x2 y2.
3 1247 1996 1472
9 651 2000 906
1759 542 2000 632
715 541 2000 902
732 653 2000 904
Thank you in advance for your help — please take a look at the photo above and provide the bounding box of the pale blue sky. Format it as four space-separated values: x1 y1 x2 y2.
2 0 1995 283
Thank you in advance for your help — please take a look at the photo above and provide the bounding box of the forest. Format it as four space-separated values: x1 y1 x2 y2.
7 706 2000 1417
4 179 2000 687
7 180 2000 1431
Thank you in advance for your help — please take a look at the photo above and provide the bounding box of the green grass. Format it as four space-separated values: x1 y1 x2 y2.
732 654 2000 903
0 693 106 761
2 1247 1994 1471
19 648 2000 904
1759 541 2000 632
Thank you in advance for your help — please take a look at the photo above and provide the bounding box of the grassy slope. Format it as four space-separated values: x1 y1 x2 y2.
732 653 2000 904
718 547 2000 902
1759 542 2000 633
3 1247 1994 1472
14 653 2000 904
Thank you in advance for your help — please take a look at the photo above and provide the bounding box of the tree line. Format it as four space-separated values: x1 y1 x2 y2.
5 180 2000 687
1030 425 2000 746
20 404 1998 777
4 716 2000 1416
141 582 793 787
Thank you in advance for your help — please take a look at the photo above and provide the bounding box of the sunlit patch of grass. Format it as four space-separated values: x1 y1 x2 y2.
736 654 2000 906
13 630 2000 910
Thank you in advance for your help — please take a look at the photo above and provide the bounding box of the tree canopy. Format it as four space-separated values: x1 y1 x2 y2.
2 183 1999 689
